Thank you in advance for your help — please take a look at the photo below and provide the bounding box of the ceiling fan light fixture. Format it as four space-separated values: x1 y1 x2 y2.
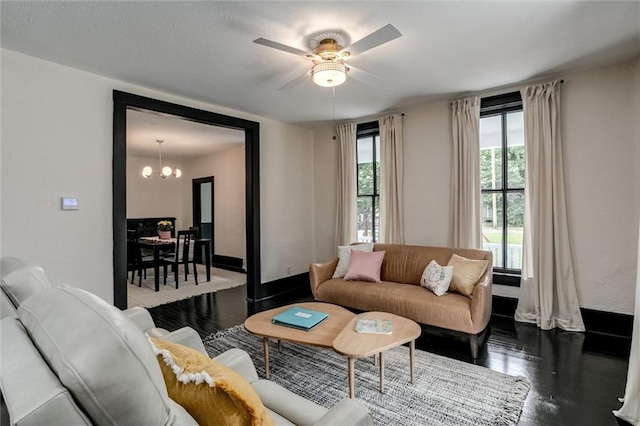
311 62 347 87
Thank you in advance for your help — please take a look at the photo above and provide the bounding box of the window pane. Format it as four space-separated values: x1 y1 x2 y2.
480 115 503 190
357 136 373 163
506 192 524 269
482 192 503 268
506 111 525 189
357 136 375 196
357 197 374 242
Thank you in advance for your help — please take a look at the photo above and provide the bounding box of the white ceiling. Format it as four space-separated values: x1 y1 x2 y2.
2 1 639 130
126 109 244 158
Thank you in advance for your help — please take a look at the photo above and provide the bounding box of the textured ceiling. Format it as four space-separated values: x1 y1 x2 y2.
2 1 639 129
126 109 244 158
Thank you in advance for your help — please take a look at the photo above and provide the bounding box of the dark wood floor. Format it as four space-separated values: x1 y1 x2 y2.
148 285 632 426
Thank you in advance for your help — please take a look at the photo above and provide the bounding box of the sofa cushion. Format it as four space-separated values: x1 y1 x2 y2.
420 260 453 296
1 258 53 309
373 244 491 285
447 254 489 297
0 317 91 426
333 243 373 278
344 250 385 283
17 286 186 426
150 337 274 426
315 279 475 333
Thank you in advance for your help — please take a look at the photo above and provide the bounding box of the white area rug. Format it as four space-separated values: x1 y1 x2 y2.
204 325 530 426
127 264 246 308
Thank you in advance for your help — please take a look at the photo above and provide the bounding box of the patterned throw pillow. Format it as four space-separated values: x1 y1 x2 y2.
332 243 374 278
420 260 453 296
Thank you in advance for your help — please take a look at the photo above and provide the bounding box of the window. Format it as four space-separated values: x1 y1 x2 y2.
356 122 380 243
480 92 524 286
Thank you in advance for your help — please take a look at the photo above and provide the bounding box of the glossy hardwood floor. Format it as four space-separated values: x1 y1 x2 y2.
148 285 632 426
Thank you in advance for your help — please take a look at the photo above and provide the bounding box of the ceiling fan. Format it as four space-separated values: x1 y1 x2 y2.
253 24 402 89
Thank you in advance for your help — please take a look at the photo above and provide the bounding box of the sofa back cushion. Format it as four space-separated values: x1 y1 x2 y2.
17 286 186 425
1 257 53 310
373 244 492 286
1 317 91 426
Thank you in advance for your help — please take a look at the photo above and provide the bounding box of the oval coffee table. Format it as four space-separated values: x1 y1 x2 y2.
333 311 422 398
244 303 421 398
244 302 355 379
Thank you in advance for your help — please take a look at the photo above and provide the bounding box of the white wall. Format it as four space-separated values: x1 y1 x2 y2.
261 121 315 280
127 154 185 227
183 145 246 265
1 49 314 303
312 58 640 315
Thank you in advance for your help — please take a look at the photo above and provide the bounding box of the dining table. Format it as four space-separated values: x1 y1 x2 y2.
138 236 211 291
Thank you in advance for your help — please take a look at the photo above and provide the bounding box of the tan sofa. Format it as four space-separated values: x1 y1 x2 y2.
310 244 493 358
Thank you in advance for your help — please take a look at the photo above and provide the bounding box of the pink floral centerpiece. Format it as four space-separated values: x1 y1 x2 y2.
157 220 172 240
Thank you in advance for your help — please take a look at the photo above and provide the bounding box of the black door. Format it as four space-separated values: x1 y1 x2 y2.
192 176 214 263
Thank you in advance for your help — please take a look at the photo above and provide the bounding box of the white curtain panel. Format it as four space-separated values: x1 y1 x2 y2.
613 222 640 424
450 96 482 249
515 81 585 332
335 123 358 246
379 114 405 244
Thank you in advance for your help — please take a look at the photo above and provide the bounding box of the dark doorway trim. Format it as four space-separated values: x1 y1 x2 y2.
112 90 262 308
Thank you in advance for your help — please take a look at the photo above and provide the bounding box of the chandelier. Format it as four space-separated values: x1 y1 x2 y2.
141 140 182 179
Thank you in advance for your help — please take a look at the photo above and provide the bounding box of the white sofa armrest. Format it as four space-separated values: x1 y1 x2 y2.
213 348 260 383
313 398 373 426
159 327 207 354
122 307 157 331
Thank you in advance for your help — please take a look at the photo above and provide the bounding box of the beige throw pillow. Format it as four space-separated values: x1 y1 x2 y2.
447 254 489 297
332 243 374 278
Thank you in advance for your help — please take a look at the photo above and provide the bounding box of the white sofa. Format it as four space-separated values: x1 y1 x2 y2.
0 257 372 426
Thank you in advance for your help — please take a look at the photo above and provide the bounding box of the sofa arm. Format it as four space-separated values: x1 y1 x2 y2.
122 307 157 331
313 398 373 426
213 348 260 384
309 258 338 298
470 271 493 334
158 326 208 354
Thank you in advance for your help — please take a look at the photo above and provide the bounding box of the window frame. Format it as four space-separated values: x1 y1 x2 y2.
356 121 380 243
480 92 524 287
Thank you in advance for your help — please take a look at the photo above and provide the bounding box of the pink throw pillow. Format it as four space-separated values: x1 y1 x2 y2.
344 250 385 283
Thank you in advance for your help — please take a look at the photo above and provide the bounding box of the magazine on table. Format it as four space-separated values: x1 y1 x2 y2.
355 319 393 334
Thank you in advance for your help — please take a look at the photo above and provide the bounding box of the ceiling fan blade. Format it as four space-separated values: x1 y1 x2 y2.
278 70 311 91
343 24 402 56
253 37 310 57
347 65 383 87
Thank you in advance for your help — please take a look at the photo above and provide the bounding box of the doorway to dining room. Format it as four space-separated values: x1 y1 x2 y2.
113 91 261 310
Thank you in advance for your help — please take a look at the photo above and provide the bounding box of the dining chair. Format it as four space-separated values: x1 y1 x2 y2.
160 230 198 288
127 230 155 287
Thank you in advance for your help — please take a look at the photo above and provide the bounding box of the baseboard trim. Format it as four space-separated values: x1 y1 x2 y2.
211 255 246 274
491 295 633 340
250 272 311 302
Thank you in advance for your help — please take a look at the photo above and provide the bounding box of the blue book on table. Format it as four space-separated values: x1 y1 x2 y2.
272 307 329 331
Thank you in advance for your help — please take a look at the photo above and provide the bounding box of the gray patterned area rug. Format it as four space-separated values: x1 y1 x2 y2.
203 325 530 426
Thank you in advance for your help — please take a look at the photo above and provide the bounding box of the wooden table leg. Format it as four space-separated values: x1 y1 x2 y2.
410 340 415 384
204 241 211 282
263 337 270 379
277 340 282 351
348 357 355 399
153 246 160 292
379 351 385 393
